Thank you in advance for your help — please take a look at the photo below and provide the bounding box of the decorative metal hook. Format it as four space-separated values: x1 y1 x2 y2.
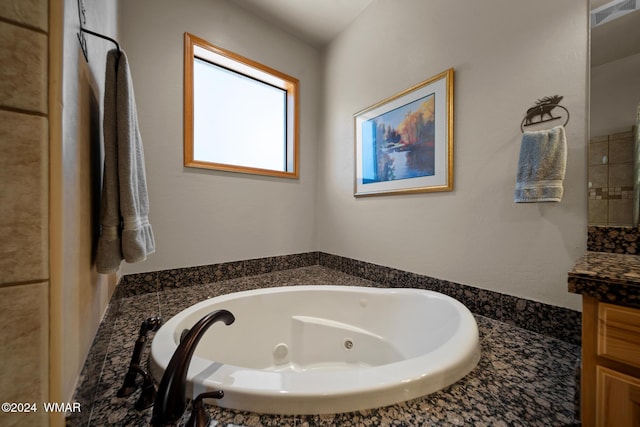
76 0 121 63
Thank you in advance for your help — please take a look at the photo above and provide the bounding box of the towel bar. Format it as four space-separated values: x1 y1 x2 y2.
520 95 570 132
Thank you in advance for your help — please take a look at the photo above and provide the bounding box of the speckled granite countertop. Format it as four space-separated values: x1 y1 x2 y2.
69 266 581 426
568 251 640 308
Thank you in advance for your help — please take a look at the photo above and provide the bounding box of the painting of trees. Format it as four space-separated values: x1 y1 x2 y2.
367 94 436 182
355 68 453 196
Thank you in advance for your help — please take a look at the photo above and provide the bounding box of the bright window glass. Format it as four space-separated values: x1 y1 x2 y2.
184 33 299 178
193 59 286 171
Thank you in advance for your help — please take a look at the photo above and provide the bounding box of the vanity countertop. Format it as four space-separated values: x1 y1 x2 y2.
568 251 640 308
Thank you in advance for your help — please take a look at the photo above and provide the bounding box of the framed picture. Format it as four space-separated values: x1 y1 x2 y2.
354 68 454 197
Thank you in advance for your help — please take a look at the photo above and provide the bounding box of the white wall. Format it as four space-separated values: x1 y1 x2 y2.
119 0 321 274
118 0 588 310
318 0 588 310
50 0 118 408
591 52 640 137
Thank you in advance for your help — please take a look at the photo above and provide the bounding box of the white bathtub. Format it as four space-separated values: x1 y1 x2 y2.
149 285 480 415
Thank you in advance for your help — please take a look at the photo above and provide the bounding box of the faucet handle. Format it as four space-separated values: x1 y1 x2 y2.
117 316 163 398
132 366 157 411
186 390 224 427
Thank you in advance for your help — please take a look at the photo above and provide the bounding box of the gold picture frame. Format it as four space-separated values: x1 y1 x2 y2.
354 68 454 197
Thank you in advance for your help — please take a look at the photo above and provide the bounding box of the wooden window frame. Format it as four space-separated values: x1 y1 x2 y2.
183 32 299 179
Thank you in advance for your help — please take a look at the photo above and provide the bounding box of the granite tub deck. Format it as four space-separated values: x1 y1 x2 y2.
71 266 580 426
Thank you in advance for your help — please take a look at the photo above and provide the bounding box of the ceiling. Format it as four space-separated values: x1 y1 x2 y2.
231 0 373 47
591 7 640 67
232 0 639 65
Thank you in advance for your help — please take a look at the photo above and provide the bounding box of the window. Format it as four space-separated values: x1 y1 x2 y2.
184 32 299 178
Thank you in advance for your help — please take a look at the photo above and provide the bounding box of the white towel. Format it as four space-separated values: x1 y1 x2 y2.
514 125 567 203
96 49 155 274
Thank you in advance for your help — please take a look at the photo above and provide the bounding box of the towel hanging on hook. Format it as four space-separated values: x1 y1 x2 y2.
520 95 570 133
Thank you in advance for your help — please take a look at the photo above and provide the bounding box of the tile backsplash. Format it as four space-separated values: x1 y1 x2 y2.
588 129 636 226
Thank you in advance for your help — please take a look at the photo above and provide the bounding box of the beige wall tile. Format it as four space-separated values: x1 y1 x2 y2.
609 136 633 164
0 21 47 113
608 198 634 226
588 140 608 166
0 282 48 427
590 135 609 144
610 129 634 141
0 0 48 32
609 162 634 188
588 164 608 188
588 199 608 225
0 110 48 285
589 129 638 226
0 2 49 426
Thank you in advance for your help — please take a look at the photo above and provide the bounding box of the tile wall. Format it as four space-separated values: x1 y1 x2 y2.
588 129 636 226
0 1 50 426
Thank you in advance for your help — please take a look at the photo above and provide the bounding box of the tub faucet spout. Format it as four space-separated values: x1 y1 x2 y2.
150 309 235 427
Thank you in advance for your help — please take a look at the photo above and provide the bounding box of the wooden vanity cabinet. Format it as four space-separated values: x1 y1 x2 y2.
596 366 640 426
582 296 640 427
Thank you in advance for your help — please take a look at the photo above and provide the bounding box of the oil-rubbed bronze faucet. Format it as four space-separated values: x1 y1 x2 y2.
150 309 235 427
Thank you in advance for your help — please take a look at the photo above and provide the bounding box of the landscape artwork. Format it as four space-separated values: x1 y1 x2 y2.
354 68 453 197
361 94 435 184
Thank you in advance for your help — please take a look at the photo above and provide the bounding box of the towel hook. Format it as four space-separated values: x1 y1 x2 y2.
76 0 121 62
520 95 570 133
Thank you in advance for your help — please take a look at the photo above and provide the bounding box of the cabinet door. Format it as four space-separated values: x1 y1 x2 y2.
598 303 640 369
596 366 640 427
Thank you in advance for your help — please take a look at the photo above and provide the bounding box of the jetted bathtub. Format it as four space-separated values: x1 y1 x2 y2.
149 285 480 415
